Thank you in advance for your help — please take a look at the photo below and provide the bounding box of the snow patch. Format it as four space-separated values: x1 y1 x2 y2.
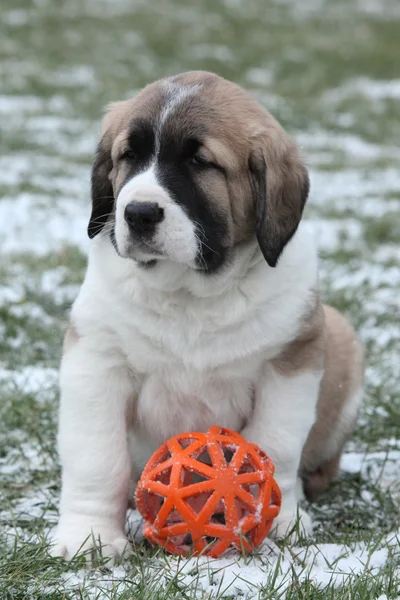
324 77 400 103
341 450 400 494
0 194 89 255
0 366 58 401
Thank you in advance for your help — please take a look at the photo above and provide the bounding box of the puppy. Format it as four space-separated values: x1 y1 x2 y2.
51 71 363 560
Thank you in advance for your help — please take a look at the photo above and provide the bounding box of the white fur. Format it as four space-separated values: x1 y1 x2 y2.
52 223 321 559
115 166 198 265
241 367 323 539
159 82 202 132
52 343 135 559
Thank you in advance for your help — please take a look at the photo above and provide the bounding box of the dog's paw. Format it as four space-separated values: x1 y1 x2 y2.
50 513 131 562
269 507 313 543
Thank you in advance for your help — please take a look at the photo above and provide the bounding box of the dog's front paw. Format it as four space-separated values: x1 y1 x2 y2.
269 507 313 543
50 513 131 562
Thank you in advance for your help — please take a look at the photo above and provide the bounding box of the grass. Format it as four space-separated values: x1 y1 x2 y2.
1 0 400 597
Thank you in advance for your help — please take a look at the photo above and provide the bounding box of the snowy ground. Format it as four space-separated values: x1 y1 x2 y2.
0 0 399 598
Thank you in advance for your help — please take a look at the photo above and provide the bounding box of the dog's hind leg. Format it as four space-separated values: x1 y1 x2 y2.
300 305 364 502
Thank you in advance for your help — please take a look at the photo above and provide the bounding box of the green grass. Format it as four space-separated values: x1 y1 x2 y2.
1 0 400 597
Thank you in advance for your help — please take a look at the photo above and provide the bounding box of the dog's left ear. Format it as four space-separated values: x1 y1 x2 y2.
249 143 309 267
88 135 114 239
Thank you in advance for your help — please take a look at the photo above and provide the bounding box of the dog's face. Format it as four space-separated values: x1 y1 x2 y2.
89 71 309 272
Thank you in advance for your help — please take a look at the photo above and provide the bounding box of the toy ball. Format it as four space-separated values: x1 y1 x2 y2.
135 426 281 558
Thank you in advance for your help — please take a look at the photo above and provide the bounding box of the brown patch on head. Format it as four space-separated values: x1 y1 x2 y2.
300 305 364 501
162 72 310 261
63 322 80 355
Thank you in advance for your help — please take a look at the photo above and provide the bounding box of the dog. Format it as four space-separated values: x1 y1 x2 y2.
51 71 363 560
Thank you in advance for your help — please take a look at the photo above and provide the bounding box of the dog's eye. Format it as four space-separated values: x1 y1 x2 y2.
189 154 226 177
190 154 214 167
120 149 137 161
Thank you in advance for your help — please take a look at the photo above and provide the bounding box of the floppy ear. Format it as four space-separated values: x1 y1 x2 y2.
87 136 114 239
249 145 309 267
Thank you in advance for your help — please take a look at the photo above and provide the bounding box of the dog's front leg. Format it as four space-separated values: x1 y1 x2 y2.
241 363 322 542
51 334 136 561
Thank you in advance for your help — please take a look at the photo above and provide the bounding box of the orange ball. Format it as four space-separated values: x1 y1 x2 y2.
135 426 281 558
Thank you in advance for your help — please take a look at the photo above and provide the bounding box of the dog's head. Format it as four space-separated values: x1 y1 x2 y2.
89 71 309 273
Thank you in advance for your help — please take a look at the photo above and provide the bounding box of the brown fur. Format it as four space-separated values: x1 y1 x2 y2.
272 293 326 376
272 298 363 501
300 305 364 500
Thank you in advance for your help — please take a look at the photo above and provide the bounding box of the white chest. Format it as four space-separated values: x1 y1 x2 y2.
76 227 318 447
111 289 265 444
135 369 255 445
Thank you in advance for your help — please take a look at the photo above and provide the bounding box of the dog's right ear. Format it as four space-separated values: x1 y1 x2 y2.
249 141 309 268
88 134 114 239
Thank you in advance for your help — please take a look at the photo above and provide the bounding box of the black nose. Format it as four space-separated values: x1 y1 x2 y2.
124 202 164 234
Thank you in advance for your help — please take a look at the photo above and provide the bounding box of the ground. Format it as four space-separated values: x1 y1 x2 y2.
0 0 399 598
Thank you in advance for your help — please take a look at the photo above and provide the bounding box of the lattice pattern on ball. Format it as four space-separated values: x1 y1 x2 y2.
136 426 281 557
